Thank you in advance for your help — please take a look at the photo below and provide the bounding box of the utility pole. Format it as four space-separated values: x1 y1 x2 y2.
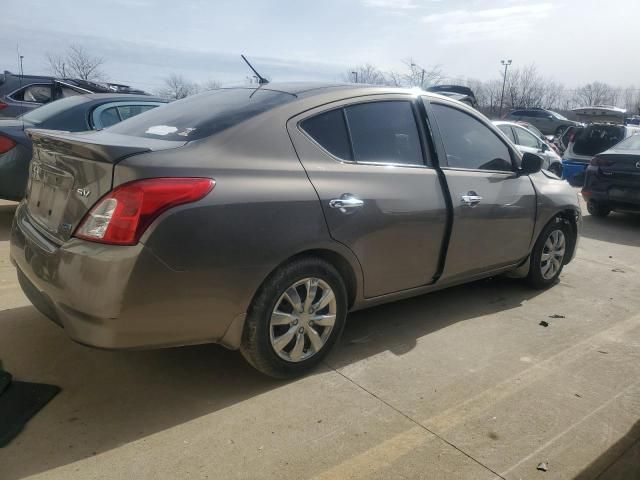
499 59 512 117
19 56 24 76
352 71 358 83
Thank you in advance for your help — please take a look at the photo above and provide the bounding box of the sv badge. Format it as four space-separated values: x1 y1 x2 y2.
76 188 91 197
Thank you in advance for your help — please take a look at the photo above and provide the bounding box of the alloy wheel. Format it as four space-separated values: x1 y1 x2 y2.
269 278 337 362
540 229 566 280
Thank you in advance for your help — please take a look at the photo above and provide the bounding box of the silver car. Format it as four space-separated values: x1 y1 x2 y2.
10 84 581 378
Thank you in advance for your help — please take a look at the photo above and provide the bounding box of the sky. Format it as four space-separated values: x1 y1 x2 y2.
1 0 639 92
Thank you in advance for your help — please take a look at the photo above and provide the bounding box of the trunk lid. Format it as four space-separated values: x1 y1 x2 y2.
25 129 185 243
596 152 640 176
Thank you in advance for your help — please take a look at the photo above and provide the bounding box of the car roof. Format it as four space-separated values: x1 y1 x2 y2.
216 82 431 99
80 93 166 103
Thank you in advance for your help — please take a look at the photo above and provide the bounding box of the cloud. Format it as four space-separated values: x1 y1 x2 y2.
361 0 419 9
422 2 553 43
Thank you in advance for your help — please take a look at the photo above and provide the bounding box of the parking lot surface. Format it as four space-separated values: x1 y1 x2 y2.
0 197 638 480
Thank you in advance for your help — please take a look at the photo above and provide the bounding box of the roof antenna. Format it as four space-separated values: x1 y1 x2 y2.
241 55 269 85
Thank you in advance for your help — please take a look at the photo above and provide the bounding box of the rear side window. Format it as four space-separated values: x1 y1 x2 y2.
573 125 625 156
11 84 52 103
301 100 425 167
432 103 513 172
118 104 156 121
100 107 121 128
497 124 516 143
301 109 352 160
345 101 423 166
108 88 296 141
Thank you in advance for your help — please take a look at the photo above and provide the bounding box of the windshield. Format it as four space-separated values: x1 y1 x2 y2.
20 96 88 125
613 133 640 151
108 88 296 141
551 111 569 121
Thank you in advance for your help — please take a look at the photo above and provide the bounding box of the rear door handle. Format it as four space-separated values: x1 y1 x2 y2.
329 195 364 213
461 192 482 207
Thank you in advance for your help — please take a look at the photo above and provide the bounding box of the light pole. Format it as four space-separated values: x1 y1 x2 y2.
352 71 358 83
499 59 512 116
19 55 24 76
411 62 426 88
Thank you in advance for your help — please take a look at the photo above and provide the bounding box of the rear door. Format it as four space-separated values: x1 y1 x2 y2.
425 99 536 282
288 95 448 298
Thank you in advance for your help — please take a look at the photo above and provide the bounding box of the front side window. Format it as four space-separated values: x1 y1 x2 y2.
431 103 513 172
514 127 540 148
301 100 425 167
344 101 423 166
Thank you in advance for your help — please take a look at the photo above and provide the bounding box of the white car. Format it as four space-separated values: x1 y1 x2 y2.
493 120 563 176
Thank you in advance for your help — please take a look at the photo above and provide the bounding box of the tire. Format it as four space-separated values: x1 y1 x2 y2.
527 217 573 289
548 162 562 177
240 257 348 378
587 199 611 217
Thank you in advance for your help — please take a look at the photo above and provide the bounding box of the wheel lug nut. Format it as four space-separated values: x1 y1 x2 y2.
309 320 314 327
298 327 304 334
292 319 298 325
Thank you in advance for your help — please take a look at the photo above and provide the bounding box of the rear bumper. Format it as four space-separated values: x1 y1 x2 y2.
582 167 640 211
10 203 240 349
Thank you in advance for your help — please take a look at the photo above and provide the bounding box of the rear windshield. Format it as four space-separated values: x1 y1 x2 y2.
108 88 296 141
573 125 625 156
20 96 88 125
613 134 640 151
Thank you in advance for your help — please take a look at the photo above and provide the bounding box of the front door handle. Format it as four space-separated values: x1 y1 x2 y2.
329 195 364 213
461 191 482 207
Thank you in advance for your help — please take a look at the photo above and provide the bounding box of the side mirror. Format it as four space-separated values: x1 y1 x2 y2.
539 142 549 152
520 152 543 175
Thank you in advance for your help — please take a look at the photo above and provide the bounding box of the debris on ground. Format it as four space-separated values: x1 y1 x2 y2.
597 350 609 355
611 268 625 273
537 462 549 472
539 321 549 327
575 393 582 398
548 314 565 319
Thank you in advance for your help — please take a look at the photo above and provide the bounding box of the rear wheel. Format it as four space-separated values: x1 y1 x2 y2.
240 257 347 378
527 217 572 289
587 200 611 217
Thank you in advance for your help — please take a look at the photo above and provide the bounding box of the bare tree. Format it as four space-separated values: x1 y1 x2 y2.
159 74 195 100
574 82 617 107
46 45 105 81
343 64 387 85
200 79 221 91
401 58 444 88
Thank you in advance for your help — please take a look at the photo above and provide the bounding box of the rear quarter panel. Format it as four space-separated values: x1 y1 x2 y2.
114 112 363 339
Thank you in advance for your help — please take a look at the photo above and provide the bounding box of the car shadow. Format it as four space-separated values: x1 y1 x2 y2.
574 420 640 479
0 274 544 479
0 203 17 242
581 211 640 248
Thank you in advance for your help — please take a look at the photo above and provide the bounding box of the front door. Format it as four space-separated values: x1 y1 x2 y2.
426 100 537 282
288 96 448 298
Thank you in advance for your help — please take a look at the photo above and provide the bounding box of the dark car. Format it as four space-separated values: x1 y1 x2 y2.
0 71 149 118
426 85 478 109
582 134 640 216
0 94 166 200
10 83 580 378
506 108 579 136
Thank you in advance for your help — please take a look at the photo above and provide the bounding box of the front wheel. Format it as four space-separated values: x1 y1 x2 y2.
240 257 348 378
527 218 572 289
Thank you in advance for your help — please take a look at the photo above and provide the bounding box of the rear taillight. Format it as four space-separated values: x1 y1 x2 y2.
0 102 7 111
0 135 16 154
75 178 214 245
590 156 614 167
